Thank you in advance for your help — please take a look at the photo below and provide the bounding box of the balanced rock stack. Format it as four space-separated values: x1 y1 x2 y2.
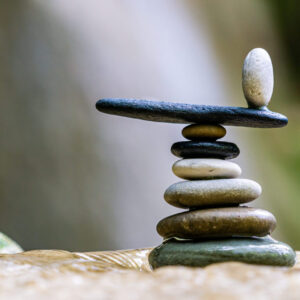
96 48 296 268
153 123 282 268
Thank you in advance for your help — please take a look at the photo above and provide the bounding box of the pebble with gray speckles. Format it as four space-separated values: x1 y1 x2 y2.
242 48 274 108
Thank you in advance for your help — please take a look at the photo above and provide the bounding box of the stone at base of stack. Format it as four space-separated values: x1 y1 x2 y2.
149 236 296 269
149 124 296 269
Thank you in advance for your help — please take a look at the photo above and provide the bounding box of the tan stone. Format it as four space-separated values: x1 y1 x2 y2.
182 124 226 140
164 178 261 208
0 249 299 298
172 158 241 180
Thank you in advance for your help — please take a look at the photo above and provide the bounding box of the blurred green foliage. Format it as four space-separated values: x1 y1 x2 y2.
268 0 300 85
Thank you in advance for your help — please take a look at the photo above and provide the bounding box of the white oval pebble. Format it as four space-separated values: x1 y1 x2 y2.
242 48 274 108
172 159 241 180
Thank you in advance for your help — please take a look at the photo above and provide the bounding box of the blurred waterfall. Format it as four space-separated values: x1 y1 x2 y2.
1 0 297 250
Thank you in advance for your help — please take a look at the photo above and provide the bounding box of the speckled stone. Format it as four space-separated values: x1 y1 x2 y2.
96 99 288 128
164 179 260 208
156 207 276 239
171 141 240 159
182 124 226 141
242 48 273 108
149 236 296 269
172 159 241 180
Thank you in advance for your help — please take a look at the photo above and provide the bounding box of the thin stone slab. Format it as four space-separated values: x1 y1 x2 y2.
164 179 260 208
149 236 296 269
172 159 241 180
171 141 240 159
156 207 276 239
96 99 288 128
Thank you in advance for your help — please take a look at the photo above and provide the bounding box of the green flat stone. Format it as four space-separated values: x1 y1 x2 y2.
149 236 296 269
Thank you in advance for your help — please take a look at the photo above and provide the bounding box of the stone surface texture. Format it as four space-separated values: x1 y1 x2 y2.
96 98 288 128
149 237 296 269
164 179 261 208
0 249 299 299
171 141 240 159
157 207 276 239
242 48 274 108
182 124 226 140
172 158 242 180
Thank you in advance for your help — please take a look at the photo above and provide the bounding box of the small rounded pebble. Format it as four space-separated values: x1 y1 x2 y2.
171 141 240 159
242 48 274 108
156 207 276 239
172 158 241 180
182 124 226 141
149 236 296 269
164 178 261 208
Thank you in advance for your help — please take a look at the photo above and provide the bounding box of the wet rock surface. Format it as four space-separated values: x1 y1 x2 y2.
0 248 298 299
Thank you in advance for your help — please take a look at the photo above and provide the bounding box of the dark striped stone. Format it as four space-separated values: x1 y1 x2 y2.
171 141 239 159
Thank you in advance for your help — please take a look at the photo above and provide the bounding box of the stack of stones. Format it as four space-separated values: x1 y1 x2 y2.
153 123 279 267
160 123 269 241
96 48 296 268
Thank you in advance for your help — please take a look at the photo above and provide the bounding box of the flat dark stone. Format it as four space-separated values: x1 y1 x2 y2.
171 141 239 159
149 236 296 269
96 98 288 128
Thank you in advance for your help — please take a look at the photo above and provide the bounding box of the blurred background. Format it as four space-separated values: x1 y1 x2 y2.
1 0 299 251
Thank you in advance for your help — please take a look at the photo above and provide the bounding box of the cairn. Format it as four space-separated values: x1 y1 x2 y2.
96 48 296 268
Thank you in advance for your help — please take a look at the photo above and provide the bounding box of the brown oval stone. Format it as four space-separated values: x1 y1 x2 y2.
157 207 276 239
182 124 226 141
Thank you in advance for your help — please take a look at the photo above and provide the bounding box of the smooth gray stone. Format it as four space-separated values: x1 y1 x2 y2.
96 98 288 128
149 236 296 269
164 179 261 208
